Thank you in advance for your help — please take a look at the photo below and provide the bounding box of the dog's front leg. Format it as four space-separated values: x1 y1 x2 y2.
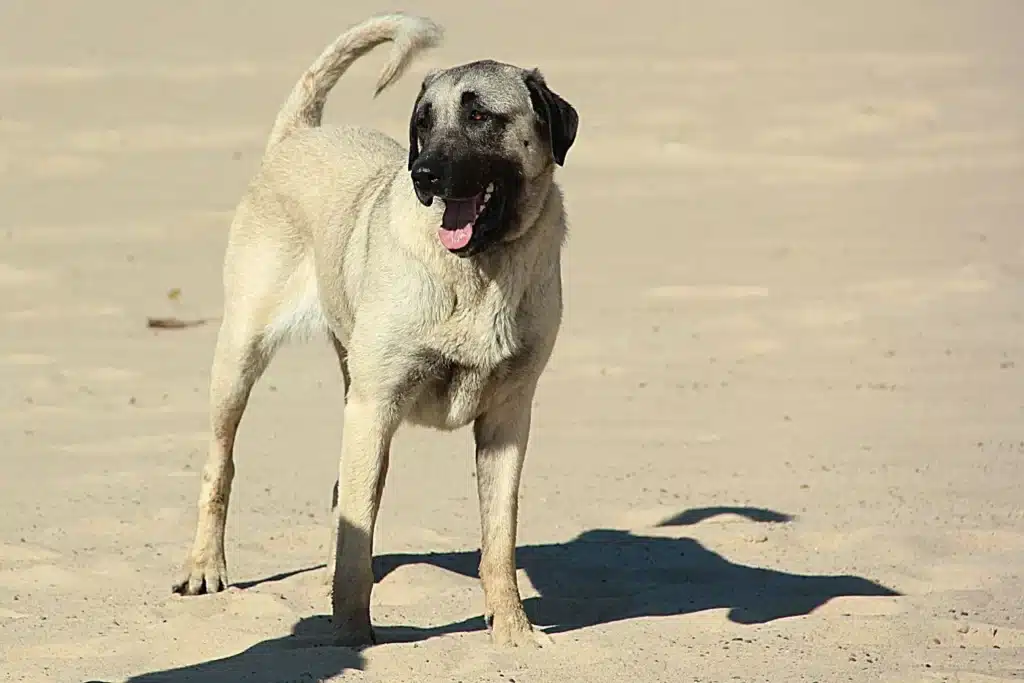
331 397 398 647
474 391 550 648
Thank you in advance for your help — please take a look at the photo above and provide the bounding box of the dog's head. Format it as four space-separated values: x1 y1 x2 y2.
407 60 578 257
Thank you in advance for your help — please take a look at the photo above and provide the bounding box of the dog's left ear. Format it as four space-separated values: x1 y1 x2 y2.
524 69 579 166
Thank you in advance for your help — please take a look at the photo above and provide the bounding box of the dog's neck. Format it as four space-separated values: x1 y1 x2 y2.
504 167 558 244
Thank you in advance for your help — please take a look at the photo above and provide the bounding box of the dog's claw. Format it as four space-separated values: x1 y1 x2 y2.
172 557 229 596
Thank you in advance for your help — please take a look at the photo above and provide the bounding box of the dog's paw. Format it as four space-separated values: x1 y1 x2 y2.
487 609 552 649
172 555 229 596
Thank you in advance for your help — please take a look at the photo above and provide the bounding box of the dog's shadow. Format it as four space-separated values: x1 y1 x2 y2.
374 506 898 639
101 507 899 682
84 617 363 683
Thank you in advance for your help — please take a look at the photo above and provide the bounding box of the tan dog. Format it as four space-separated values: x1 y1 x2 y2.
172 12 578 648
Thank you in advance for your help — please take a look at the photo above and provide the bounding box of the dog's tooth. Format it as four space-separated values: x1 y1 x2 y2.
486 182 494 194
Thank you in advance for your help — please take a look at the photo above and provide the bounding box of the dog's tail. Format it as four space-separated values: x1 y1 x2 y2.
264 12 443 154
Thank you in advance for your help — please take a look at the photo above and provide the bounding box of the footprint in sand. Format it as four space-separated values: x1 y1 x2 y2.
930 618 1024 649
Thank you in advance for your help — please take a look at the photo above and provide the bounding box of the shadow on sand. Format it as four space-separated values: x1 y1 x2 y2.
97 506 898 682
84 617 363 683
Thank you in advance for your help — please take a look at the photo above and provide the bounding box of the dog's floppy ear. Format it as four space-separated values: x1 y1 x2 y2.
407 70 439 171
524 69 579 166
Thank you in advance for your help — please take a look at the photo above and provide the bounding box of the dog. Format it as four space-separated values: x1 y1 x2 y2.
171 12 578 649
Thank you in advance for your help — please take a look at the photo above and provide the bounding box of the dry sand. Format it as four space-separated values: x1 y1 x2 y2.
1 1 1023 681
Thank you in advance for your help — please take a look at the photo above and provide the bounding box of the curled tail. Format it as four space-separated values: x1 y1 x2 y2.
264 12 443 154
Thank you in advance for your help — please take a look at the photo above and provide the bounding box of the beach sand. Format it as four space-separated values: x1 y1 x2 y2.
1 1 1022 681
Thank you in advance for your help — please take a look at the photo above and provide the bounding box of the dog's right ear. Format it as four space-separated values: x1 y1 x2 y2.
407 91 424 171
407 70 438 171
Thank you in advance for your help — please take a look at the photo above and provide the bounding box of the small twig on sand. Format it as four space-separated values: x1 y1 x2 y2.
146 317 211 330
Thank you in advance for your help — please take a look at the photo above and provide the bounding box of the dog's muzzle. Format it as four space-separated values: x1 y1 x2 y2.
409 151 516 256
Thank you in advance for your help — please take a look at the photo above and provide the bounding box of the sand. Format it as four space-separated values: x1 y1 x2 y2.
1 1 1022 681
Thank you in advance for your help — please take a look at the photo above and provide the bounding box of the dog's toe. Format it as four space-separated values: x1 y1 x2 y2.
172 557 228 596
488 608 551 649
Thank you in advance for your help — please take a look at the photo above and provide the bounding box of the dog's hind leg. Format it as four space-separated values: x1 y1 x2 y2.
173 226 313 596
325 333 351 584
172 311 275 596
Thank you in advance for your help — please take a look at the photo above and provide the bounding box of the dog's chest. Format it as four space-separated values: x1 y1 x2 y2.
407 286 526 430
431 273 524 367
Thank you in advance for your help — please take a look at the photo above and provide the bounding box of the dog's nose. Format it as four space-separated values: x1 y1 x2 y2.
410 164 441 192
410 161 443 207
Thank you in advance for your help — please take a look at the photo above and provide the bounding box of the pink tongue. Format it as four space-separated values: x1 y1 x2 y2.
439 196 482 251
439 225 472 250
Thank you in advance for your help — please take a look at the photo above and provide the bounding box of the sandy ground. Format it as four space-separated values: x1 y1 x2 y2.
1 1 1023 681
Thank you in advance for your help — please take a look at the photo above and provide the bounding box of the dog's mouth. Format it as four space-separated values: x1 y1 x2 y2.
437 182 499 253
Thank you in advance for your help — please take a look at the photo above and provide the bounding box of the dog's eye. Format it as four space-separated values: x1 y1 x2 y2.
468 110 490 123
